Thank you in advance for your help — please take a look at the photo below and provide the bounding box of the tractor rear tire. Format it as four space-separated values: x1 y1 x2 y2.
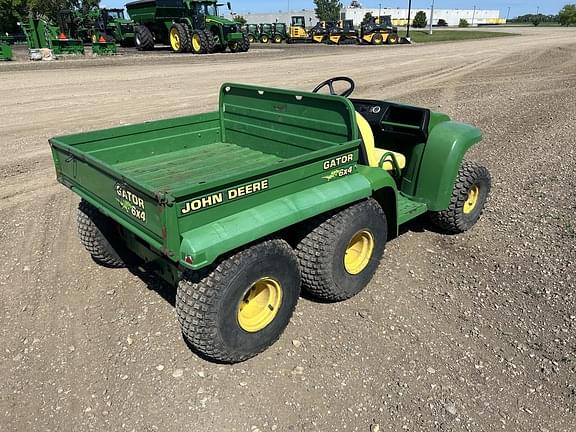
295 199 387 302
77 200 126 269
372 33 384 45
387 33 399 44
429 161 492 233
169 23 190 53
190 30 208 54
135 25 154 51
176 239 301 363
260 34 270 44
273 34 283 44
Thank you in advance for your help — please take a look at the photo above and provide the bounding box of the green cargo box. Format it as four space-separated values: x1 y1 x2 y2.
0 43 13 61
50 84 367 271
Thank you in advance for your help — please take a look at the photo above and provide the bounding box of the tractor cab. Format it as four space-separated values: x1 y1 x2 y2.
289 15 308 40
103 9 126 21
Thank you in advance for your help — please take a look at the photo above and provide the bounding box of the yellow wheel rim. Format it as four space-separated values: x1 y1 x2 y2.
170 28 181 51
344 230 375 275
237 277 283 333
192 33 201 52
463 185 480 214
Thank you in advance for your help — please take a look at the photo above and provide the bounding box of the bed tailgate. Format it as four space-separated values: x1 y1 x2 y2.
50 141 169 255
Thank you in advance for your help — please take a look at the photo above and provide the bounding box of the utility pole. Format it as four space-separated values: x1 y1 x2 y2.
406 0 412 39
536 6 540 15
506 6 511 22
429 0 434 35
471 5 476 27
379 3 382 18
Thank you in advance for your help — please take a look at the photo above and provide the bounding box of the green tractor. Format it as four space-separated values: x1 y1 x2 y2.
242 23 259 44
271 23 288 43
49 77 491 363
126 0 249 54
93 8 135 47
259 23 273 43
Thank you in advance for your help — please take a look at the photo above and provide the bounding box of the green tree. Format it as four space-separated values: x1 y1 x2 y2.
313 0 342 22
233 15 247 25
0 0 27 33
459 18 469 28
363 11 373 24
559 4 576 26
413 10 427 28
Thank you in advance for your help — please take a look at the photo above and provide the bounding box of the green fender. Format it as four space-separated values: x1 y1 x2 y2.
415 121 482 211
179 173 376 270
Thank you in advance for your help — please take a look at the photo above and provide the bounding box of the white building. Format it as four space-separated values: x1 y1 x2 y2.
240 7 504 27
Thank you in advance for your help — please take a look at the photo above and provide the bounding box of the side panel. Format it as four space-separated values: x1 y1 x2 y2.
414 121 482 210
179 174 373 270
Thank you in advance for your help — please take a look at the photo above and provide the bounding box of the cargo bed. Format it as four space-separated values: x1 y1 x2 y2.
50 84 364 264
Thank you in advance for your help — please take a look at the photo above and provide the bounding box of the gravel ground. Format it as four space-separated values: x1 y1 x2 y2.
0 26 575 432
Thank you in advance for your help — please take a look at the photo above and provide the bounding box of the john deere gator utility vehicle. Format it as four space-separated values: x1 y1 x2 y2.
360 15 399 45
49 77 491 363
126 0 249 54
93 8 135 46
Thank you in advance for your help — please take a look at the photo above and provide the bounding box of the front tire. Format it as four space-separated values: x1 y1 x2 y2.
295 199 387 302
176 239 301 363
430 161 492 233
77 200 126 268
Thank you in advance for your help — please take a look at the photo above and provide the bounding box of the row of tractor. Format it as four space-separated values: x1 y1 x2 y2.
4 1 249 60
243 15 401 46
2 2 402 61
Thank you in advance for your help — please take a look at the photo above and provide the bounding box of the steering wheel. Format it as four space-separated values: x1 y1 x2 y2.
312 77 356 98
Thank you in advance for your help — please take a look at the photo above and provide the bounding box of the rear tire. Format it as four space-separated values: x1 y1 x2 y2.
77 200 126 268
387 33 399 44
295 199 387 302
190 30 208 54
372 33 384 45
260 34 270 44
203 30 216 53
169 23 190 53
429 161 492 233
176 239 301 363
135 25 154 51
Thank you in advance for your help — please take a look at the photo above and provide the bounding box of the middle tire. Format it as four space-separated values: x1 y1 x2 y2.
295 199 387 302
176 239 301 363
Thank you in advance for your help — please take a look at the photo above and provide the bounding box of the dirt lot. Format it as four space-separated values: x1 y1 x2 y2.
1 27 575 432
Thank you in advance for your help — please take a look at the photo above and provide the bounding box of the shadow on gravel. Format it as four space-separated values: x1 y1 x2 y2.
399 213 454 236
127 265 176 307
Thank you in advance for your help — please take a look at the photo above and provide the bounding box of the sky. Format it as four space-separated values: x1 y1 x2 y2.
103 1 567 18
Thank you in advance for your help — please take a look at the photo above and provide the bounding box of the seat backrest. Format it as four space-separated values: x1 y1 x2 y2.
355 112 379 167
220 83 359 159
